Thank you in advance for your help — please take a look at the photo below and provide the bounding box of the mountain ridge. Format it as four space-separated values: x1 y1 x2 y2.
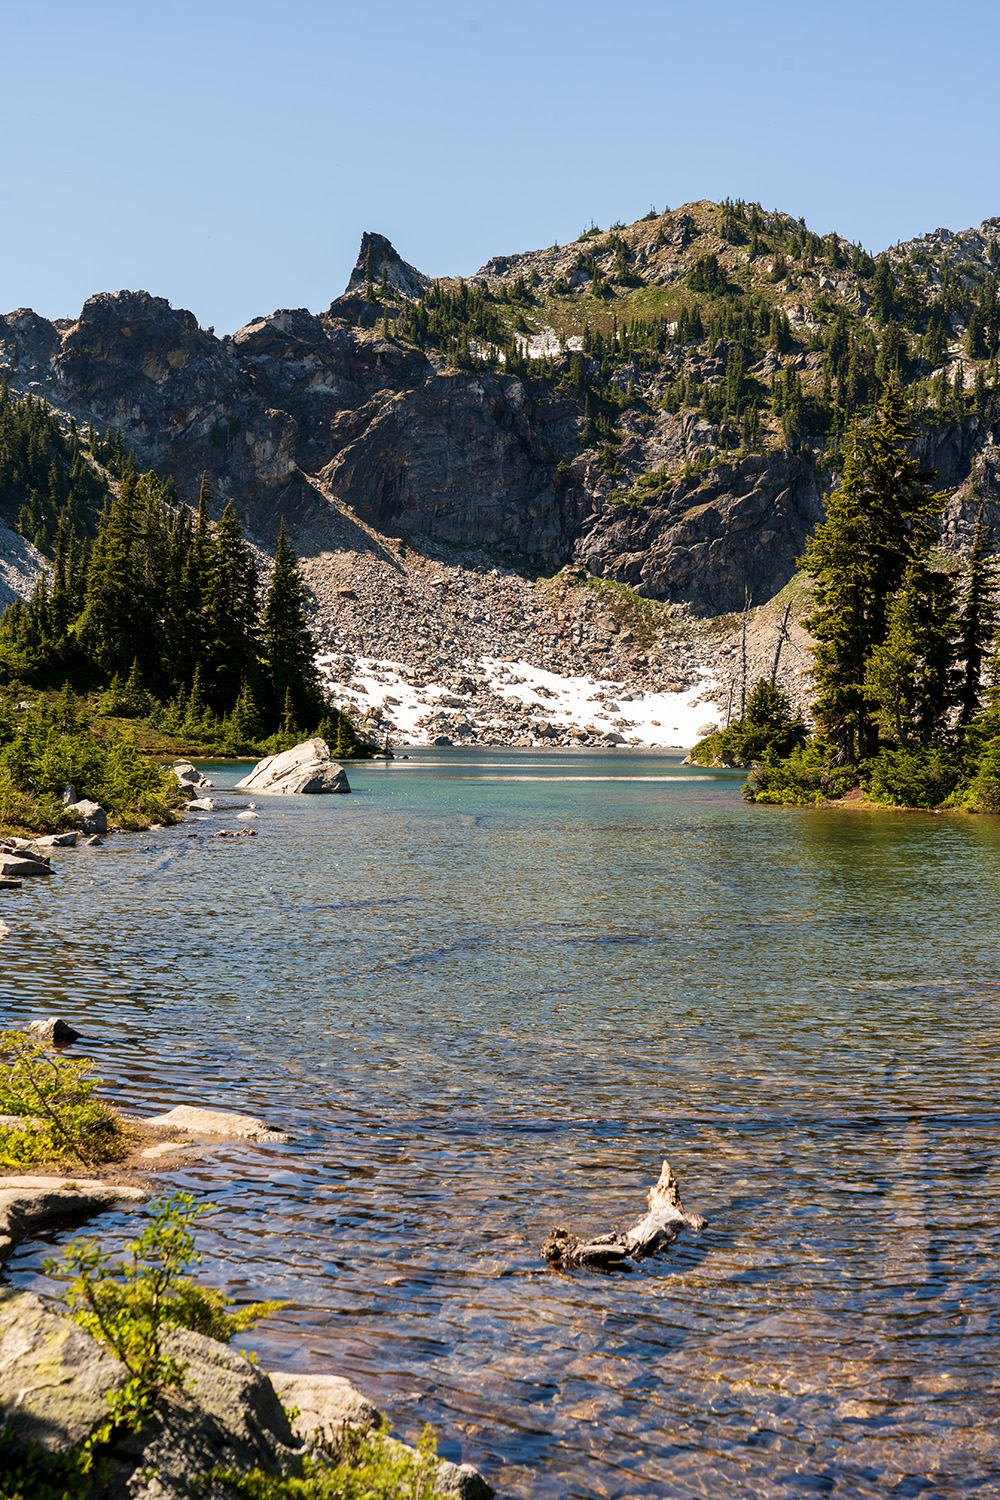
2 198 999 626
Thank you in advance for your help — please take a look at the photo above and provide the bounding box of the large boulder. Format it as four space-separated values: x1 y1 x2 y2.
71 800 107 835
235 738 351 795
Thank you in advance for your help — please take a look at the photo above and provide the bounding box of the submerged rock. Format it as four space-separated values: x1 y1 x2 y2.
235 738 351 795
145 1104 290 1142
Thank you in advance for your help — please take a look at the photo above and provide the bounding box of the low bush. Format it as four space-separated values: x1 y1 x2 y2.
48 1192 288 1431
203 1423 440 1500
744 738 858 804
690 679 807 768
0 1030 126 1169
959 733 1000 812
0 692 184 833
862 743 963 809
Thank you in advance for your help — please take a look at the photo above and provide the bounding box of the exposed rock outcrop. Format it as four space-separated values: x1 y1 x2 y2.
4 206 1000 633
343 231 433 301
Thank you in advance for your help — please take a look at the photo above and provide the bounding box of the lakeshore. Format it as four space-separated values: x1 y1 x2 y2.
1 748 998 1497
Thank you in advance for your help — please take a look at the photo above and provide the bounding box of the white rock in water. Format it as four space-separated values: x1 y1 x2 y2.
235 810 259 819
187 797 216 811
235 738 351 795
145 1105 290 1142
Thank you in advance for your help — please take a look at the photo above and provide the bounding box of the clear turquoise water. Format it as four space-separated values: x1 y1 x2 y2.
3 749 1000 1497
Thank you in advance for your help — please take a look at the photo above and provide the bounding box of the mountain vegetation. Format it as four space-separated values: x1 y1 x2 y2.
692 380 1000 810
0 413 372 799
349 197 1000 491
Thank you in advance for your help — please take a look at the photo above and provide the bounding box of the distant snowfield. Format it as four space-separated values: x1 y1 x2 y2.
316 653 722 749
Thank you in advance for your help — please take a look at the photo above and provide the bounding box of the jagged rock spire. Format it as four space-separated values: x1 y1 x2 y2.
344 232 431 301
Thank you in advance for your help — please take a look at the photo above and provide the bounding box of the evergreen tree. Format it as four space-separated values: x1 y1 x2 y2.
78 465 149 673
957 508 998 725
203 500 259 712
865 565 957 744
802 378 948 761
259 519 321 728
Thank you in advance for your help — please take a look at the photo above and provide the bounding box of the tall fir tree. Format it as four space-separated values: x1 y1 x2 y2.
802 378 948 761
957 507 999 725
259 518 321 728
203 500 259 713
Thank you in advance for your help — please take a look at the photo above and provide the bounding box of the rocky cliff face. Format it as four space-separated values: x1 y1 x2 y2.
2 203 998 617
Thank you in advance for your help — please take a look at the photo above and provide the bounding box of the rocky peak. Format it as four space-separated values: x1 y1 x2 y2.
343 231 431 300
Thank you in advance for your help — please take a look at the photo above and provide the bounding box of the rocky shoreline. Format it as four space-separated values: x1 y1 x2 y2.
0 749 497 1496
0 1125 492 1499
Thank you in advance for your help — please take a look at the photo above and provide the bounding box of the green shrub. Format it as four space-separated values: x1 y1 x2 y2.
47 1191 288 1433
203 1422 440 1500
862 743 963 808
744 738 858 804
0 695 183 832
0 1030 126 1169
691 679 807 767
960 733 1000 812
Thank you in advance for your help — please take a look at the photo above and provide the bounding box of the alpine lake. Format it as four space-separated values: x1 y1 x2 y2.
2 748 998 1499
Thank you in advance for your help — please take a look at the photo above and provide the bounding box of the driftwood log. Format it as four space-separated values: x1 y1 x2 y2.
542 1160 704 1271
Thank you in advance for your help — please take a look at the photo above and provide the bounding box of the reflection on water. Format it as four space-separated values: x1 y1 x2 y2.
3 749 1000 1497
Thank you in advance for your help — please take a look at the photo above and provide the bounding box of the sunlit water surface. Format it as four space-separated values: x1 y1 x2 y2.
3 749 1000 1498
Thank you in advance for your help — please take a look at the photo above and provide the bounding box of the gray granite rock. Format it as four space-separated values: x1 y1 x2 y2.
26 1017 81 1046
71 800 107 835
0 856 51 879
0 1177 148 1266
235 738 350 795
145 1105 290 1143
269 1370 380 1432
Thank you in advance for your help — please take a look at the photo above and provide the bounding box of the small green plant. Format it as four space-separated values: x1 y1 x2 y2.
45 1192 288 1433
0 1442 92 1500
203 1420 440 1499
0 1030 126 1169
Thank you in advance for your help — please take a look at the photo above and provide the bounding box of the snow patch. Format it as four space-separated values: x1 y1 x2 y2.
316 653 721 749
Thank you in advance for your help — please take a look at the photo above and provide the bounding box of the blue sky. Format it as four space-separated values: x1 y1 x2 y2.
4 0 999 332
